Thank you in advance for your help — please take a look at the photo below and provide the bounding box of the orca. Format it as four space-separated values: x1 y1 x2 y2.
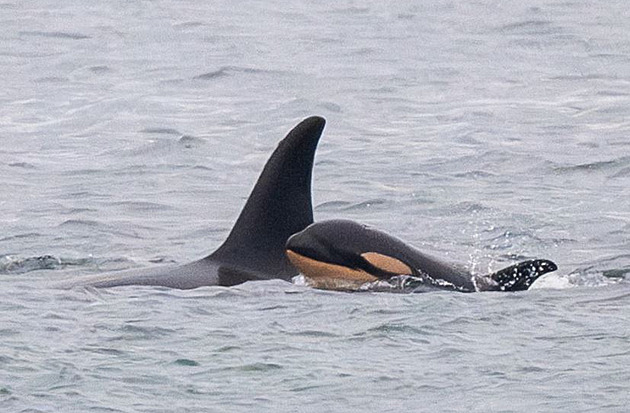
286 219 557 292
57 116 326 289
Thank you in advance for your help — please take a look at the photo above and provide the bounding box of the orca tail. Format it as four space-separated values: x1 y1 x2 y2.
209 116 326 279
487 259 557 291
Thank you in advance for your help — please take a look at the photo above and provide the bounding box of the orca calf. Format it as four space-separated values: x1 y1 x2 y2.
286 219 557 292
57 116 326 289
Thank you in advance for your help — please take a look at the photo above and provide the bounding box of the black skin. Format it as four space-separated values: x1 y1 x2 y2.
286 219 558 292
55 116 326 289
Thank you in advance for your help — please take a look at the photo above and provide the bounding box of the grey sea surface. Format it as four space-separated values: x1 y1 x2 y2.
1 0 629 412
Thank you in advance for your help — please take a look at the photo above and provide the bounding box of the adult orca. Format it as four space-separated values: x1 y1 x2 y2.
57 116 326 289
286 219 557 292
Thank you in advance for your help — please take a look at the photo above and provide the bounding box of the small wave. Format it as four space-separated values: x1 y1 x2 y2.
287 330 339 338
556 160 618 172
0 255 93 274
366 322 429 336
19 30 91 40
8 162 36 169
148 256 177 264
88 65 111 74
330 6 370 15
343 199 387 211
34 76 68 83
430 201 488 216
227 363 283 372
497 19 561 35
530 275 573 290
173 21 206 30
549 73 611 81
293 273 440 294
552 156 630 174
82 346 126 356
194 68 229 80
314 200 351 211
62 168 104 176
360 275 470 293
178 135 204 149
315 199 387 211
193 65 286 80
452 201 489 214
0 255 61 273
596 89 630 97
59 190 109 200
117 324 176 341
0 255 136 275
611 166 630 178
0 232 41 242
482 228 547 251
140 127 182 135
117 135 205 156
60 207 98 215
359 276 431 293
602 268 630 279
542 262 629 289
173 359 200 367
107 201 173 212
58 219 100 228
500 19 551 30
582 254 630 281
453 170 498 179
317 102 342 113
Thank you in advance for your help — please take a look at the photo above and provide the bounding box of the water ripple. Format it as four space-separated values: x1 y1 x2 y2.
19 30 91 40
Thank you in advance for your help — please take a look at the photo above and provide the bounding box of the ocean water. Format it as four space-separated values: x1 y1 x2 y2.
1 0 629 412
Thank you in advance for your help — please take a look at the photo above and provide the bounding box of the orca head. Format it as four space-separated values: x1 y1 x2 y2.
286 220 414 290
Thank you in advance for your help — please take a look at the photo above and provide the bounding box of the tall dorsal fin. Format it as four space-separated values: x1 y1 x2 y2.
209 116 326 278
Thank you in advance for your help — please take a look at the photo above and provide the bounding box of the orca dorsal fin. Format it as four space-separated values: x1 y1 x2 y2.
488 259 557 291
209 116 326 278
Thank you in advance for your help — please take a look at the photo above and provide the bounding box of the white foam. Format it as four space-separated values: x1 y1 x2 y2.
529 274 574 290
